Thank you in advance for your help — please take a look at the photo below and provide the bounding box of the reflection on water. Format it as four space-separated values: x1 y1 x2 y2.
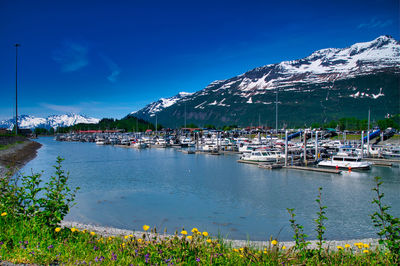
21 137 400 241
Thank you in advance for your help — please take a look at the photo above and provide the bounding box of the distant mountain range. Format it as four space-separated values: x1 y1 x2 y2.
0 114 100 130
132 35 400 127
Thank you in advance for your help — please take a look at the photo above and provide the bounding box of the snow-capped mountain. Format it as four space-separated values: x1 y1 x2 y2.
131 92 194 117
0 114 100 130
133 36 400 127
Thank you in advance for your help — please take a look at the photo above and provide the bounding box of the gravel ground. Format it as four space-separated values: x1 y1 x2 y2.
0 140 42 176
61 221 381 250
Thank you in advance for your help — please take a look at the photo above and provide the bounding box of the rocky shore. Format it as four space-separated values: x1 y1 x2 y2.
0 137 42 176
61 221 380 250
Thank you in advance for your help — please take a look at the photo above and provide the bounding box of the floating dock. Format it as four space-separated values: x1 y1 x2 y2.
181 150 196 154
364 158 400 164
284 166 342 174
258 163 283 169
372 161 393 167
237 160 262 165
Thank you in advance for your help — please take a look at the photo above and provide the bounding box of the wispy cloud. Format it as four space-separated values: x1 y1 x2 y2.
100 54 121 83
358 18 393 29
40 101 132 118
53 41 89 72
40 103 82 114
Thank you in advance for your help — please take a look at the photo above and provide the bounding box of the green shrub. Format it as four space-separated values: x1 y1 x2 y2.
371 176 400 257
0 157 79 228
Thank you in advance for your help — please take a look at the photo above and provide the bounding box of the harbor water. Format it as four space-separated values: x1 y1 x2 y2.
21 137 400 241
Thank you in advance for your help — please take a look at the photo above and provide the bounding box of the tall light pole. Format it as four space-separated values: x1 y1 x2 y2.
15 43 20 135
275 87 278 135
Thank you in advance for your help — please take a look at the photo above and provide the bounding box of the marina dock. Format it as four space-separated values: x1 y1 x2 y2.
284 166 342 174
364 158 400 164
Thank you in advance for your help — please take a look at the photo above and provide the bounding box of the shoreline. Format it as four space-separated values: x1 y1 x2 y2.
61 220 381 250
0 140 42 176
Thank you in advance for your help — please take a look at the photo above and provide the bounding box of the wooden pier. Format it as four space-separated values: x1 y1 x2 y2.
284 166 342 174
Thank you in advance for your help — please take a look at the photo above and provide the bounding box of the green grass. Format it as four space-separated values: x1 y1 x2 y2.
0 141 24 151
0 216 397 265
1 158 399 265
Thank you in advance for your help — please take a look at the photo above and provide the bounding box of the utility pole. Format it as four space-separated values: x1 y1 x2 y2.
184 103 187 129
155 115 158 136
275 88 278 135
15 44 20 135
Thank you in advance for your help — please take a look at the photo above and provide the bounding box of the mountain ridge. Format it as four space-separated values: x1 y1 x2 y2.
132 36 400 127
0 113 100 130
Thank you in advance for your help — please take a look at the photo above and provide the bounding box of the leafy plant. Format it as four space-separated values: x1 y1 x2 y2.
287 208 309 252
370 176 400 257
0 157 79 228
315 187 327 255
38 157 79 227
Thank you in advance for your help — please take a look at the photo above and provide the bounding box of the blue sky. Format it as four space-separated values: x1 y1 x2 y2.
0 0 398 120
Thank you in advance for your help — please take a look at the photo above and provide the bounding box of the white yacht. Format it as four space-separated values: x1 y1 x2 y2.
382 146 400 159
240 150 277 162
318 155 371 170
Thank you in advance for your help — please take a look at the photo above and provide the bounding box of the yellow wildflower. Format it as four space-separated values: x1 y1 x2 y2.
345 244 351 248
137 238 143 243
143 225 150 231
239 247 244 251
191 228 199 233
337 246 344 250
71 228 77 233
282 246 287 250
129 234 133 238
187 236 193 240
202 231 208 237
271 240 278 245
90 232 96 236
363 250 369 254
124 235 130 239
263 250 267 254
181 230 188 235
233 248 239 252
1 212 7 217
55 227 61 233
363 244 370 249
354 242 363 249
206 239 212 243
239 254 244 258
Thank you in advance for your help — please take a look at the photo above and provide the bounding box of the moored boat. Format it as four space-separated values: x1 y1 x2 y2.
318 155 371 170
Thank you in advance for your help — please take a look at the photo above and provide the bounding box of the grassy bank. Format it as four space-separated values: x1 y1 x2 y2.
1 159 399 264
0 141 24 151
0 217 396 265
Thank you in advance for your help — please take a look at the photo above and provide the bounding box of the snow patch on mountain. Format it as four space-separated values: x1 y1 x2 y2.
132 35 399 122
0 114 100 130
131 92 194 116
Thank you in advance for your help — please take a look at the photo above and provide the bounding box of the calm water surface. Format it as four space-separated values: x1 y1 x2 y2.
21 137 400 241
